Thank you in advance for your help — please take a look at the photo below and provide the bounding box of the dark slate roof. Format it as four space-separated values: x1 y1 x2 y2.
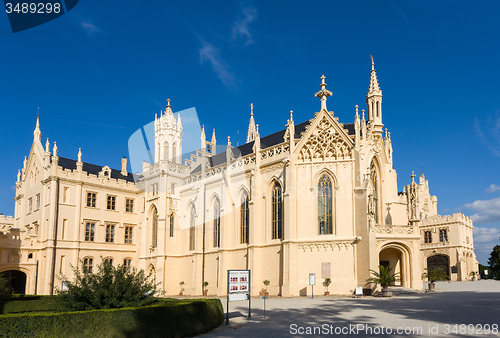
57 157 137 183
189 119 355 175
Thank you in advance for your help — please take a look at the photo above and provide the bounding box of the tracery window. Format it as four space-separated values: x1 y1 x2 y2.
213 198 220 247
240 191 249 244
271 182 283 240
370 161 379 224
189 206 195 250
424 231 432 243
83 257 93 273
151 206 158 248
439 229 448 242
318 174 333 235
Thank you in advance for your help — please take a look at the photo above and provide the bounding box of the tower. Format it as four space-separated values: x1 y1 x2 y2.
246 103 256 143
366 56 383 134
154 99 183 163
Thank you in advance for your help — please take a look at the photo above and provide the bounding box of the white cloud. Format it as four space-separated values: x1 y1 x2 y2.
231 6 257 45
80 19 100 38
473 227 499 244
464 196 500 224
486 184 500 193
199 40 237 89
474 114 500 157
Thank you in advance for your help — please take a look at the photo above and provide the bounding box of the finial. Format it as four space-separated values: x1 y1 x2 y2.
250 103 254 116
53 142 58 157
315 74 332 112
355 105 359 116
361 109 365 120
78 148 82 162
388 131 391 139
384 128 388 138
256 124 259 134
370 55 374 70
45 138 50 152
411 171 415 182
227 136 231 146
166 98 171 108
17 169 21 182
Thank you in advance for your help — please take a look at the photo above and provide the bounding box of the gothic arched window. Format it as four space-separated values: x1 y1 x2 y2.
189 206 195 250
240 191 249 244
213 198 220 248
318 174 333 235
271 182 283 240
370 161 379 224
151 206 158 248
164 142 169 161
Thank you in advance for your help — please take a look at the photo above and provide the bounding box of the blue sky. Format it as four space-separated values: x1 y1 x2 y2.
0 1 499 265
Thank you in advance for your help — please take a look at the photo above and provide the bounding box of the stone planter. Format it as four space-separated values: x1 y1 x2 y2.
428 282 435 291
324 292 330 296
382 287 392 297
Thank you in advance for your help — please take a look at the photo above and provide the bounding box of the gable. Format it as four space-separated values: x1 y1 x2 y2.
295 111 354 161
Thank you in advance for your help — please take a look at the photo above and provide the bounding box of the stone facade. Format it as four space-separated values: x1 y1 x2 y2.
0 59 478 296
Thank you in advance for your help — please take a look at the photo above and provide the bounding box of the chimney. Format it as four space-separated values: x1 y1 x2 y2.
121 157 128 176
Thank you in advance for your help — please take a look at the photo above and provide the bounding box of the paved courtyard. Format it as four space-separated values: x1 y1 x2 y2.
201 280 500 337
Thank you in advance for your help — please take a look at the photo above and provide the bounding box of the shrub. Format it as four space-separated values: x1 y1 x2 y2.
57 258 163 311
0 299 224 338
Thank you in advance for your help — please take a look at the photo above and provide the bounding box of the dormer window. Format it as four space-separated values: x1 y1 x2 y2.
99 166 111 179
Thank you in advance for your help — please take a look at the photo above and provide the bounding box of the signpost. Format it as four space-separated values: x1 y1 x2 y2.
226 270 251 325
309 273 315 299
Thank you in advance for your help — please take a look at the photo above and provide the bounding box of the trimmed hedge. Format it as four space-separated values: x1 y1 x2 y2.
0 296 64 314
0 298 224 338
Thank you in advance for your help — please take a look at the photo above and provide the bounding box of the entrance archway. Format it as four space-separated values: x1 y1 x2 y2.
379 247 403 286
1 270 27 294
426 255 450 279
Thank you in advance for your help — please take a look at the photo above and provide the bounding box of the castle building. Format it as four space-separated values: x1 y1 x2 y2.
0 59 477 296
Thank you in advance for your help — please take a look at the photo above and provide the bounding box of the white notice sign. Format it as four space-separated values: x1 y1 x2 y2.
309 273 316 286
228 270 250 294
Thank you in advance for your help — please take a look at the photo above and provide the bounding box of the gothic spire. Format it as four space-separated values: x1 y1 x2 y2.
315 75 332 112
33 115 41 141
246 103 256 143
368 55 381 94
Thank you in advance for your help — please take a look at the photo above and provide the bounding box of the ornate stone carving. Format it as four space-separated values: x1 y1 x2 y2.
261 163 285 174
297 116 352 161
297 241 354 252
8 249 21 263
261 143 290 160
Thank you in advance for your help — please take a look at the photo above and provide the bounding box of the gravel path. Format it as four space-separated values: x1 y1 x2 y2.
201 280 500 338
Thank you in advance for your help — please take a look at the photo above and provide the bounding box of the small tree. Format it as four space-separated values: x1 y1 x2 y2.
365 265 399 291
0 273 11 296
488 245 500 279
322 278 332 295
469 271 478 280
179 281 185 295
203 281 209 295
421 267 449 283
261 279 270 296
58 258 162 311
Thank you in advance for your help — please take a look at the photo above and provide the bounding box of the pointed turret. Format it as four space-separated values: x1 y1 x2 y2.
315 75 333 113
366 55 383 134
246 103 256 143
211 129 216 155
354 105 360 148
34 115 41 141
201 125 206 150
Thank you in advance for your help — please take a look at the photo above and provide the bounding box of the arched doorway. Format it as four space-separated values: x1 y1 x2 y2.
379 247 403 286
427 255 450 279
1 270 27 294
378 242 412 288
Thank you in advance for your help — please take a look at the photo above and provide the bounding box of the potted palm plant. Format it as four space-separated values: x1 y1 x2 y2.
179 281 185 296
421 267 449 291
263 279 270 296
365 265 399 297
469 271 478 281
323 278 332 296
203 281 209 296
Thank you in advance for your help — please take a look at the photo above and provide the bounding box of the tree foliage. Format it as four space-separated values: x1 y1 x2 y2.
0 273 12 296
365 265 399 288
57 259 163 311
421 267 449 283
488 245 500 280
